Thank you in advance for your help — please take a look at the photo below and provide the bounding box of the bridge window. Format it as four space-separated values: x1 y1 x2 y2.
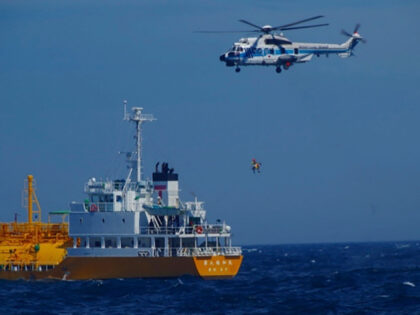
294 48 299 54
269 48 274 54
155 237 165 249
138 237 151 248
80 237 87 247
89 237 102 248
121 237 133 248
105 237 117 248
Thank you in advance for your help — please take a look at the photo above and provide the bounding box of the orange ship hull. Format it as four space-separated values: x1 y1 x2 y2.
0 255 243 280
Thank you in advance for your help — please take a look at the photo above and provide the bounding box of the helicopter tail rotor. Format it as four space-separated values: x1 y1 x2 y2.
341 24 366 43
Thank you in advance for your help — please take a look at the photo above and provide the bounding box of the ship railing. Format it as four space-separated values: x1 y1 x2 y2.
203 224 227 234
84 202 115 212
129 247 241 258
84 183 115 194
141 227 180 235
140 225 230 235
140 226 206 235
86 181 145 193
0 222 69 238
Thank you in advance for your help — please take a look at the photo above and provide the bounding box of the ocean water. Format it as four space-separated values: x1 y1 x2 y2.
1 242 420 314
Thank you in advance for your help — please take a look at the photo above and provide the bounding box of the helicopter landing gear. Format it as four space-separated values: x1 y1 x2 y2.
276 67 282 73
235 67 241 73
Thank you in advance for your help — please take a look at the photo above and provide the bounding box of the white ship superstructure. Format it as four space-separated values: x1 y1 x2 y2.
67 104 242 264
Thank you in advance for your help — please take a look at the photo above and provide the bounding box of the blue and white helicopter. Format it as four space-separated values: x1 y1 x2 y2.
199 16 365 73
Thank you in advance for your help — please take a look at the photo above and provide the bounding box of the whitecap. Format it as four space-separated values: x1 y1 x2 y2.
403 281 415 287
245 248 258 253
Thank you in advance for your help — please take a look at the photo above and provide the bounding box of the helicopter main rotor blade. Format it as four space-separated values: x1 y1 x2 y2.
194 30 258 33
280 23 329 31
353 23 361 33
273 15 324 30
238 19 264 31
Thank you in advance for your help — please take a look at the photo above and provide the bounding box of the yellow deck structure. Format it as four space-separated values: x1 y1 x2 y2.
0 175 72 271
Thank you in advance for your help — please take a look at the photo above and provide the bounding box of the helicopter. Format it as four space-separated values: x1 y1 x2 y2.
198 16 365 73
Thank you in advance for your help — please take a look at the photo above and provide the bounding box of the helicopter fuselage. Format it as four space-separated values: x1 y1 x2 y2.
219 33 361 72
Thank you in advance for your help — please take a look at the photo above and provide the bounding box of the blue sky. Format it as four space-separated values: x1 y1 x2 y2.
0 0 419 245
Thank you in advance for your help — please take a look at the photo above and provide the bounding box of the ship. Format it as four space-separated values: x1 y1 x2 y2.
0 104 242 280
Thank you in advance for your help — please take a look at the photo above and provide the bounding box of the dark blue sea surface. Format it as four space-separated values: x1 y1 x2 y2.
2 242 420 314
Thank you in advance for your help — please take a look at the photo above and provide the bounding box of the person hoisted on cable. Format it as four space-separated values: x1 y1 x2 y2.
251 158 262 174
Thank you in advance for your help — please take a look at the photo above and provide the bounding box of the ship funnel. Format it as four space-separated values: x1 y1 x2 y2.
153 162 179 207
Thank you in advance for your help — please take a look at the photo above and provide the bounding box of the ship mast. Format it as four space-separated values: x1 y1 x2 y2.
123 101 155 182
26 175 42 224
